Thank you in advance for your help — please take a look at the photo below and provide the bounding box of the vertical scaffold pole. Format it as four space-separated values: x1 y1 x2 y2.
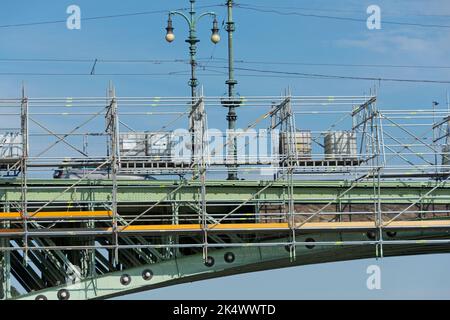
374 99 384 259
198 98 209 262
369 97 384 259
84 193 96 277
107 84 119 267
0 202 11 300
286 91 296 261
20 86 29 266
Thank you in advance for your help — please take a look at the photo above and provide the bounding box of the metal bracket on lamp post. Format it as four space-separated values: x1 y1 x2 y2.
165 0 220 99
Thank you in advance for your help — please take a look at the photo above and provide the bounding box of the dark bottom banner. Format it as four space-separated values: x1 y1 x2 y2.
5 300 448 319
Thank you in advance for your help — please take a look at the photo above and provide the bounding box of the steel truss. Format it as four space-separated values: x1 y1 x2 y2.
0 85 449 299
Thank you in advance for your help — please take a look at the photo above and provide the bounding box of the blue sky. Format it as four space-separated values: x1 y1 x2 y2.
120 254 450 300
1 0 450 299
1 0 450 103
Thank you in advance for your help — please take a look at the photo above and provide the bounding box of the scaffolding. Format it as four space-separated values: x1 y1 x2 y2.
1 85 450 299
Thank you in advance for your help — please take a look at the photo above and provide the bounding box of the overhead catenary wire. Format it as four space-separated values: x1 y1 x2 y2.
1 68 450 85
4 56 450 71
2 55 450 84
234 3 450 29
0 4 224 29
0 58 191 64
1 2 448 30
202 57 450 70
232 3 450 18
203 66 450 84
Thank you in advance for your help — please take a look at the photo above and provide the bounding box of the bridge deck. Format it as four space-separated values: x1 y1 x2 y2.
1 179 449 204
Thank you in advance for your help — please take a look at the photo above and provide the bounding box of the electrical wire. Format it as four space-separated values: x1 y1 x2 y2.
0 58 190 64
235 3 450 18
2 68 450 85
203 66 450 84
204 58 450 70
0 4 224 29
1 60 449 84
3 57 450 71
235 3 450 29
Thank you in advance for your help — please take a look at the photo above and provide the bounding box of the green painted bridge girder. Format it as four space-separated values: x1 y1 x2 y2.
1 179 449 205
14 228 450 300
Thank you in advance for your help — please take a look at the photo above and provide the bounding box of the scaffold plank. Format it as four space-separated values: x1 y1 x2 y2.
0 210 112 220
1 220 450 236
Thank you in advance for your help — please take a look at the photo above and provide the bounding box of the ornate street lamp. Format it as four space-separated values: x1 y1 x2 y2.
165 0 220 98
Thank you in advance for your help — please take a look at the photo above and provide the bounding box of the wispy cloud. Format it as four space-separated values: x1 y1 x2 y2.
336 29 450 61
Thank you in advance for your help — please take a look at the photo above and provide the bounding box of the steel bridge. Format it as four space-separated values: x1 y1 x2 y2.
0 87 449 300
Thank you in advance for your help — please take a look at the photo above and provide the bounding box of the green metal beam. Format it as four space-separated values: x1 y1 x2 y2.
1 179 449 204
13 228 450 300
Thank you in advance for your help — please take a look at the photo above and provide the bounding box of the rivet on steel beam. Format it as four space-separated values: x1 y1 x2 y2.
120 274 132 286
57 289 70 300
142 269 153 281
224 252 235 263
204 256 215 267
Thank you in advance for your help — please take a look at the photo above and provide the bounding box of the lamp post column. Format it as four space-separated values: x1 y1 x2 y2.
187 1 199 98
225 0 239 180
